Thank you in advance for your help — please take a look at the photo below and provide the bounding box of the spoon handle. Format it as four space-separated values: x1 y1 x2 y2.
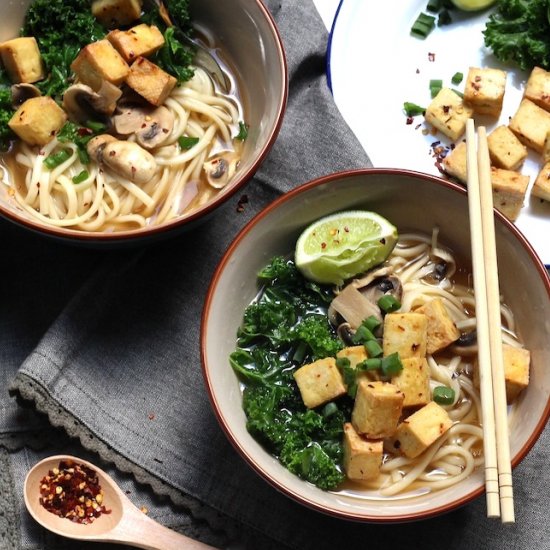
111 506 217 550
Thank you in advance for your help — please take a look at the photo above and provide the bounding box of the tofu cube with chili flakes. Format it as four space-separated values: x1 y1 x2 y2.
532 161 550 202
463 67 507 117
524 66 550 112
337 345 367 368
343 423 383 482
491 167 529 222
487 125 528 172
415 298 460 355
442 140 467 184
391 357 430 409
0 37 44 84
383 312 428 359
107 24 165 63
71 40 130 91
509 98 550 153
8 97 67 146
352 380 404 439
392 401 452 459
425 87 474 141
125 57 177 106
293 357 347 409
92 0 143 27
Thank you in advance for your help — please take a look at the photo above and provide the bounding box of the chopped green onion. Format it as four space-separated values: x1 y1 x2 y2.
236 121 249 141
357 358 382 371
292 341 307 364
429 78 443 98
72 170 89 184
451 72 464 85
378 294 401 313
336 357 357 398
178 136 199 149
452 88 464 98
362 315 381 333
352 325 375 344
85 120 106 133
364 339 383 358
44 149 71 169
410 12 436 39
322 402 338 418
336 356 351 369
433 385 455 405
438 9 452 26
403 102 426 117
426 0 442 12
381 353 403 376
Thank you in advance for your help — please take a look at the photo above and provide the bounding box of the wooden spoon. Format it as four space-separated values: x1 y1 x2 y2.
24 455 217 550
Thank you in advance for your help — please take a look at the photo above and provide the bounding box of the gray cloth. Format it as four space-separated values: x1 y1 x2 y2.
1 1 549 549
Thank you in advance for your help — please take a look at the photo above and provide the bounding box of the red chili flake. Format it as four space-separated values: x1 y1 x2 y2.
148 413 155 420
77 127 93 137
321 242 327 249
39 460 111 525
443 105 450 114
406 116 414 125
428 52 435 62
415 123 421 130
344 226 349 233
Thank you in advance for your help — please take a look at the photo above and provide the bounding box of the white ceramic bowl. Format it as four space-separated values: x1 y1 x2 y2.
0 0 287 246
201 168 550 522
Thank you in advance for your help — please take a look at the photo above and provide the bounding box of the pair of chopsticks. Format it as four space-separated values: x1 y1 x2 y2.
465 119 514 523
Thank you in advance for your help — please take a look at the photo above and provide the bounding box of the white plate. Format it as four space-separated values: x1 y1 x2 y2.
328 0 550 265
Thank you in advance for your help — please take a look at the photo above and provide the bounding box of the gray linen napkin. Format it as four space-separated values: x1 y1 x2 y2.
1 1 549 549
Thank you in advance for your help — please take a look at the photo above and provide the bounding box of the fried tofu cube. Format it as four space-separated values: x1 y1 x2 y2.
442 141 467 184
92 0 143 27
509 98 550 153
524 66 550 112
425 87 474 141
543 132 550 164
71 40 130 91
532 161 550 202
343 423 383 481
8 97 67 146
107 24 165 63
383 312 427 359
463 67 506 117
352 380 404 439
337 346 368 368
125 57 177 106
293 357 347 409
393 402 452 458
416 298 460 354
391 357 430 408
491 167 529 221
487 125 528 171
0 37 44 84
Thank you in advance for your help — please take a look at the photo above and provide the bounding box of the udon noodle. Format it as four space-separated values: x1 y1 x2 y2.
1 65 242 232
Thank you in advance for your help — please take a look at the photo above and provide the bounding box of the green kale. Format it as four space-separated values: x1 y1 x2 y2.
22 0 106 99
483 0 550 71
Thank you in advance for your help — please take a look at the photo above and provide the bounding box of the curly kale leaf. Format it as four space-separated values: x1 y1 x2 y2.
0 68 14 150
483 0 550 70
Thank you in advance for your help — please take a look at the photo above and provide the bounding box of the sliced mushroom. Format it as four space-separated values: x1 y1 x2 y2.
328 285 381 330
63 82 122 124
204 153 238 189
337 322 356 346
87 135 157 185
11 83 41 108
359 275 403 308
113 104 174 149
449 330 478 357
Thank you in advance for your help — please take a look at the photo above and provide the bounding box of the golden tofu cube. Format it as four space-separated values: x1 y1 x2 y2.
491 167 529 221
0 37 44 84
543 132 550 164
393 402 452 458
509 98 550 153
463 67 506 117
352 380 404 439
503 344 530 402
71 40 129 91
442 140 467 184
487 125 528 171
107 24 165 63
343 423 383 481
8 97 67 146
293 357 347 409
125 57 177 106
524 66 550 112
391 357 431 408
425 87 474 141
416 298 460 354
92 0 143 27
336 346 368 368
383 312 427 359
532 161 550 202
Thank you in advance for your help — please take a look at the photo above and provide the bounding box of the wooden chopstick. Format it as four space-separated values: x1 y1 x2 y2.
465 119 515 523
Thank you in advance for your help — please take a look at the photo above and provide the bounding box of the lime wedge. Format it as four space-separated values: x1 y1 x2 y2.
295 211 398 285
450 0 496 11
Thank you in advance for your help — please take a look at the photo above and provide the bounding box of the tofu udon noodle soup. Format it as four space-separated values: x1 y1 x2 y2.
0 0 245 232
230 228 530 497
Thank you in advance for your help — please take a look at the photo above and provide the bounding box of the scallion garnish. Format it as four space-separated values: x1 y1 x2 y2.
352 325 375 344
236 121 249 141
357 358 382 371
438 9 452 26
178 136 199 149
72 170 89 184
433 385 455 405
404 102 426 117
426 0 442 12
363 315 381 333
381 352 403 376
364 339 383 358
44 149 71 169
451 72 464 85
378 294 401 313
410 12 436 39
430 78 443 98
85 120 106 133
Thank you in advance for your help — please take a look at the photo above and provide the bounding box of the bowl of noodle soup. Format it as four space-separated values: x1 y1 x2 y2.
201 168 550 521
0 0 287 245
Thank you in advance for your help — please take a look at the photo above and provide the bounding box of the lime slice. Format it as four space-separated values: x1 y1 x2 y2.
450 0 496 11
295 211 398 285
